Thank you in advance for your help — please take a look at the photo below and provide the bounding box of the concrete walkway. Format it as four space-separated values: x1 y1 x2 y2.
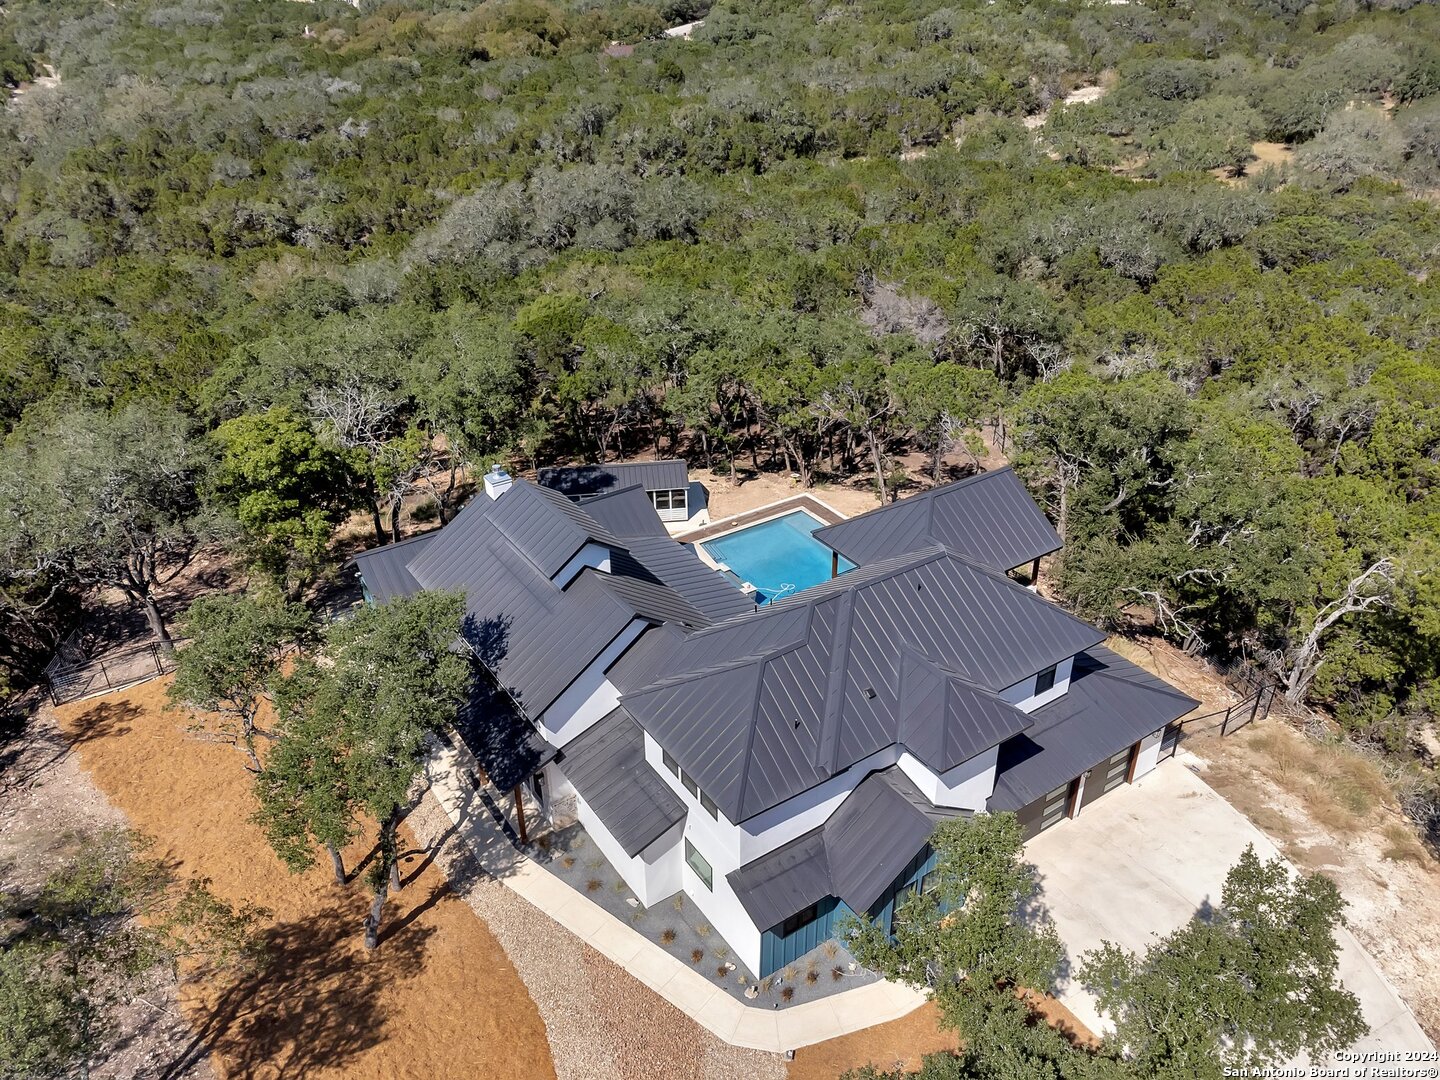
426 736 926 1054
1026 756 1433 1062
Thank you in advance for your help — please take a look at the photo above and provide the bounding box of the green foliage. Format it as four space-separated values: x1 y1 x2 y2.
0 829 267 1080
211 406 359 591
1080 846 1367 1077
253 591 468 943
168 592 314 771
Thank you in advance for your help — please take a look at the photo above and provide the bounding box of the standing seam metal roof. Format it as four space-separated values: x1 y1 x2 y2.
558 707 686 857
988 645 1199 811
538 459 689 497
726 767 967 930
619 547 1103 823
811 467 1062 572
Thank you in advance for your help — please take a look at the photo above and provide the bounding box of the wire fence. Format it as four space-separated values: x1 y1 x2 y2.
1158 682 1279 763
42 633 180 706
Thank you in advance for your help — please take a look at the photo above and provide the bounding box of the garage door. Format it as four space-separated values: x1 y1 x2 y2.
1018 780 1075 840
1081 746 1134 810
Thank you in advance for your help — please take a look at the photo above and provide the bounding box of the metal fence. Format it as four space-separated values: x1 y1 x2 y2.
42 634 179 706
1158 683 1278 763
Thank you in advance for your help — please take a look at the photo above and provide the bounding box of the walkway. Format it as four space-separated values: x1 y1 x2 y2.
424 736 927 1054
1026 756 1433 1062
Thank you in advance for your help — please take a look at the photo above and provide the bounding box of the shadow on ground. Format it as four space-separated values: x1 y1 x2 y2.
162 900 437 1080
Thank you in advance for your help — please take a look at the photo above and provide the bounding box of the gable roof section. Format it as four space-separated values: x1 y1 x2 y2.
988 645 1199 811
577 484 671 539
356 479 719 719
350 530 435 602
727 767 967 930
407 480 619 586
559 707 685 857
619 548 1103 822
812 467 1061 572
538 459 689 498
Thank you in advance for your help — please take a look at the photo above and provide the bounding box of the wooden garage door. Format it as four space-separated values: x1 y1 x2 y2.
1081 747 1134 810
1018 780 1075 840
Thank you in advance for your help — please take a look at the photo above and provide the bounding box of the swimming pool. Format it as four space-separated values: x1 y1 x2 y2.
699 511 854 605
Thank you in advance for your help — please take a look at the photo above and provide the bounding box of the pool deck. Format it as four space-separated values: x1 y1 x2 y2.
677 494 847 544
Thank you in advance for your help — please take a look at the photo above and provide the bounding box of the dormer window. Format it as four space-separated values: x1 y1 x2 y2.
1036 664 1057 695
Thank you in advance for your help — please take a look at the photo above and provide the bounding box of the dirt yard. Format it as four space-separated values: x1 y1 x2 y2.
49 679 556 1080
1107 636 1440 1045
693 465 884 523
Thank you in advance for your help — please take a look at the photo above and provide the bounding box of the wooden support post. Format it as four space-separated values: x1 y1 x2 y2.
1030 557 1041 588
512 785 529 846
831 551 839 579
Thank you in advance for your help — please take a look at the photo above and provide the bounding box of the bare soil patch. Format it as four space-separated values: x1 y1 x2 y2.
51 678 556 1080
695 465 883 522
0 706 213 1080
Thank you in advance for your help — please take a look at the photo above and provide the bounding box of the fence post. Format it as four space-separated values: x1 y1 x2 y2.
99 659 112 690
1247 688 1264 727
151 642 163 676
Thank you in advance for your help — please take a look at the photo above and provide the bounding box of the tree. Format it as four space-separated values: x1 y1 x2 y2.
253 660 356 885
0 403 221 644
0 829 267 1080
1081 845 1367 1078
1009 372 1192 547
210 407 360 595
167 593 314 772
896 361 1002 482
253 591 469 948
1297 106 1405 192
1273 558 1396 704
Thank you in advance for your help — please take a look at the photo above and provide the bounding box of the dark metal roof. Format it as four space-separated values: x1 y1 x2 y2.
539 459 689 498
988 645 1199 811
727 768 966 930
812 468 1062 573
350 531 436 602
559 707 686 857
577 484 671 539
619 548 1102 823
455 678 557 792
350 479 733 722
408 481 619 586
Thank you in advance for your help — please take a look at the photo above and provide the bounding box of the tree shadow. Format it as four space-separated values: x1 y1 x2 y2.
1016 855 1074 991
161 900 436 1080
54 699 141 748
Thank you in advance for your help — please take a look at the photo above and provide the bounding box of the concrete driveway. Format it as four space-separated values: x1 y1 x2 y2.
1026 755 1433 1062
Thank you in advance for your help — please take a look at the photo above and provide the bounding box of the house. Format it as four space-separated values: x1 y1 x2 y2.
351 466 1197 980
537 459 700 527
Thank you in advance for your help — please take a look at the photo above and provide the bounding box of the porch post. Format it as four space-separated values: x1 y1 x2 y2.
512 785 529 845
831 551 839 579
1030 556 1041 588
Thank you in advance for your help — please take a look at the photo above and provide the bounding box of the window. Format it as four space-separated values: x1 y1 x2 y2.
530 770 545 805
662 749 680 777
684 839 713 890
920 869 939 895
781 902 820 937
699 790 719 819
1035 664 1058 695
650 489 687 513
681 772 699 799
651 490 671 511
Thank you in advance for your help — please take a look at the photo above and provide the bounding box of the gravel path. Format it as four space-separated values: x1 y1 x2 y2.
407 793 787 1080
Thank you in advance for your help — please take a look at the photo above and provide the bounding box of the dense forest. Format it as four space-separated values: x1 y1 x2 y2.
1 0 1437 821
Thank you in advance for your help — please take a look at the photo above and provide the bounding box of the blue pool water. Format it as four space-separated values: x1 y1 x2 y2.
699 511 855 605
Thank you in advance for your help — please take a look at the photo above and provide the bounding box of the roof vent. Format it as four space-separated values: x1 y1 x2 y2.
483 464 513 501
863 687 876 700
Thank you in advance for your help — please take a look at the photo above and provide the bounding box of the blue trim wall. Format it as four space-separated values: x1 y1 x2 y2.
757 842 940 976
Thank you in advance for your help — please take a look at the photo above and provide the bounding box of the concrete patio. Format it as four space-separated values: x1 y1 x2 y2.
1026 753 1433 1063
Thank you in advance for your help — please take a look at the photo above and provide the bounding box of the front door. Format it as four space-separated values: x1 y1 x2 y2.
1081 746 1134 810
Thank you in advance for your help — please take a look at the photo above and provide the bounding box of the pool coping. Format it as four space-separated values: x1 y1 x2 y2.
677 494 848 546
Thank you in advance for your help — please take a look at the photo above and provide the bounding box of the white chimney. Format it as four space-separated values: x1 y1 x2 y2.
483 464 512 500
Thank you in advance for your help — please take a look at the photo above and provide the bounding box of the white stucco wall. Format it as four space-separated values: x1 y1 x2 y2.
1131 727 1165 780
898 745 998 810
538 620 646 747
573 792 685 908
552 542 613 588
999 654 1075 712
